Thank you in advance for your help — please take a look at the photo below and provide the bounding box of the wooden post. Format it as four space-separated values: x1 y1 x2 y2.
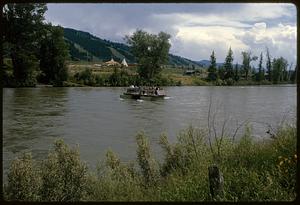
208 165 224 199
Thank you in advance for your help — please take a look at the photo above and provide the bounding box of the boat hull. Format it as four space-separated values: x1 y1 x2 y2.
140 95 166 100
120 93 141 99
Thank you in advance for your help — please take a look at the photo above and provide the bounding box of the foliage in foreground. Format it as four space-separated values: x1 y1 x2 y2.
4 125 296 201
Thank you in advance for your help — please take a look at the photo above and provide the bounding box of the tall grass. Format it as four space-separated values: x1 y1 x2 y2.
4 124 296 201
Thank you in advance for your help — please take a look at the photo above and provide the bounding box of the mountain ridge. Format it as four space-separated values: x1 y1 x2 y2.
63 27 202 67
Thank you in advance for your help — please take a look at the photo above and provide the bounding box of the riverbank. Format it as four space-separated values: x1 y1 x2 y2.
4 124 296 201
3 61 296 87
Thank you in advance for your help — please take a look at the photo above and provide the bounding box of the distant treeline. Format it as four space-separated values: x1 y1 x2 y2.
206 48 296 85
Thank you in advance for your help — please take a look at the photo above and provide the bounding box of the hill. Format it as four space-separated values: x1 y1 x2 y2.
63 27 201 67
197 60 243 69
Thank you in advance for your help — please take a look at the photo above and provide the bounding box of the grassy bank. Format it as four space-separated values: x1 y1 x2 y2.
3 60 295 87
66 63 295 87
4 124 296 201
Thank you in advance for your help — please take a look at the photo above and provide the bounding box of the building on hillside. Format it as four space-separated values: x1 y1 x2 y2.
121 58 128 67
104 58 121 66
184 70 196 75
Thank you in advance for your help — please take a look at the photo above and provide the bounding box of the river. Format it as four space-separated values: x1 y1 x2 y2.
3 85 296 180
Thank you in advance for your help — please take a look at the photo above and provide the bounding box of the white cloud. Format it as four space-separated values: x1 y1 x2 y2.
236 22 296 65
171 26 248 62
152 13 252 29
236 3 294 21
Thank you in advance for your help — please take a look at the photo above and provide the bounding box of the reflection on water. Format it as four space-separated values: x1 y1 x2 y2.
3 86 296 182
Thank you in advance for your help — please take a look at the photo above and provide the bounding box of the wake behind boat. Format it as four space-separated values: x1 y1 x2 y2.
120 85 166 100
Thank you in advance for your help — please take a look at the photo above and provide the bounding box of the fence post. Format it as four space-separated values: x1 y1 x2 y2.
208 165 224 200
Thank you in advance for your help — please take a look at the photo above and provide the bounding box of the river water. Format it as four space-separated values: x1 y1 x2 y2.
3 86 296 179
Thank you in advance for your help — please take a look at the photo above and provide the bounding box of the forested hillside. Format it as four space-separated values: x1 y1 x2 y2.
64 28 201 67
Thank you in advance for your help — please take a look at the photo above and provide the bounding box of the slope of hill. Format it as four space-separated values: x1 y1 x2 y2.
64 28 135 63
197 60 242 68
63 27 201 67
197 60 224 68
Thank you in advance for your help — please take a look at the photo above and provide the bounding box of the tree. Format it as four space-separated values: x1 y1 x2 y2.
218 66 225 81
241 51 257 81
224 47 234 80
266 47 272 81
233 63 240 82
272 57 288 84
126 30 171 83
39 25 69 86
3 3 47 86
290 65 297 83
207 51 217 81
256 52 265 82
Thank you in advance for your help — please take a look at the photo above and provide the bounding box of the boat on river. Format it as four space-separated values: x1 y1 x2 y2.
120 86 166 100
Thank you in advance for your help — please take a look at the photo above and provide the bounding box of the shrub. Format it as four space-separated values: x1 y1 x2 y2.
136 132 160 186
272 125 297 192
193 78 208 86
40 139 88 201
224 78 234 86
5 139 88 201
159 133 186 176
5 153 41 201
215 79 224 86
74 68 96 86
89 150 143 201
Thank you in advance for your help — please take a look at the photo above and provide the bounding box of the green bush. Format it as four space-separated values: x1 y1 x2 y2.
215 78 225 86
88 149 142 201
74 68 96 86
193 78 208 86
136 132 160 186
40 139 88 201
224 78 234 85
5 153 41 201
5 139 88 201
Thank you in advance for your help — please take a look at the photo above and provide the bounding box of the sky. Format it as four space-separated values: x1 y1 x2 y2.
45 3 297 66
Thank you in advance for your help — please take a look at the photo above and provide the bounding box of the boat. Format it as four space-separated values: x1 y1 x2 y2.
120 86 166 100
120 87 141 99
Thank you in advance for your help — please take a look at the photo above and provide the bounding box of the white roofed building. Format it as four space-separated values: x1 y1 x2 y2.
104 58 121 66
121 58 128 67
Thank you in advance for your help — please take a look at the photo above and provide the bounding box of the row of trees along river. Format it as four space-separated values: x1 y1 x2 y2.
3 3 297 87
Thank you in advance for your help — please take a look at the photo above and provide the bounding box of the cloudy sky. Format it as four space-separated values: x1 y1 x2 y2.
45 3 296 66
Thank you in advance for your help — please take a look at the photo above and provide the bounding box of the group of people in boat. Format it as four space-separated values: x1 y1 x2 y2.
129 85 162 96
